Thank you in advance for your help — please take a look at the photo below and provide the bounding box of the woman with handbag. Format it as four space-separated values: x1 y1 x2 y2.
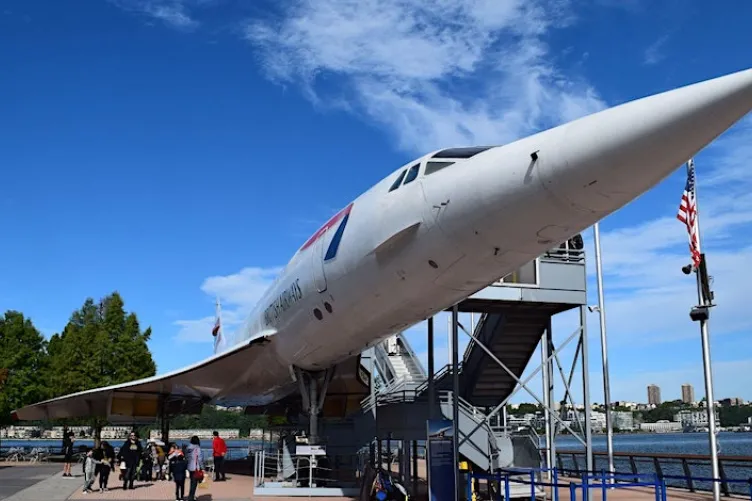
186 436 204 501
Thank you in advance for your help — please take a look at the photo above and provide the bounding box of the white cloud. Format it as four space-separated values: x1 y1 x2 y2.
644 35 668 65
174 266 281 343
586 118 752 349
244 0 606 153
108 0 206 30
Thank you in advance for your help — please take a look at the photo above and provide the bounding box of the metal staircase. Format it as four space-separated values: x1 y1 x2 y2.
360 242 587 482
374 332 427 389
460 306 563 408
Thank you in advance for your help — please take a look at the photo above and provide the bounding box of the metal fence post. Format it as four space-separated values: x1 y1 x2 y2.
553 467 560 501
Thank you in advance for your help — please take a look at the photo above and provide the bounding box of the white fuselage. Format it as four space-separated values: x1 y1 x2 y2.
215 66 752 405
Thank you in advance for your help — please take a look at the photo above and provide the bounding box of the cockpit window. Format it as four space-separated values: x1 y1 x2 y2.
432 146 493 159
389 169 407 192
403 164 420 185
424 161 455 175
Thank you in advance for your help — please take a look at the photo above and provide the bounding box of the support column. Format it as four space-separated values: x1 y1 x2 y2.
428 317 436 419
547 319 556 475
412 440 419 495
580 306 594 474
541 329 552 479
451 305 460 501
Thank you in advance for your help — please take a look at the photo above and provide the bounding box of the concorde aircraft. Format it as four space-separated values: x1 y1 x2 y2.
14 67 752 441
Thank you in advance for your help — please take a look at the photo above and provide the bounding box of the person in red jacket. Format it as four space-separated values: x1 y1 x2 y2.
212 431 227 481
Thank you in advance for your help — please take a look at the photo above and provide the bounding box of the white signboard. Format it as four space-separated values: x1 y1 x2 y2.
296 445 327 456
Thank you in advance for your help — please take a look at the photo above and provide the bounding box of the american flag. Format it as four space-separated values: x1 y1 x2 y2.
212 315 221 337
677 159 702 269
212 298 222 337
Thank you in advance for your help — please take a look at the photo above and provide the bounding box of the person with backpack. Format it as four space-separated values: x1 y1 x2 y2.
168 443 188 501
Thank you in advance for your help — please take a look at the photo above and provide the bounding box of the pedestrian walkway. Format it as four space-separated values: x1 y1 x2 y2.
67 476 254 500
0 465 84 501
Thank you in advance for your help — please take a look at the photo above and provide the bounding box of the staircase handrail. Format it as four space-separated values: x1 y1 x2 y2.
373 342 396 385
396 332 427 377
414 362 463 395
461 313 490 361
439 390 491 428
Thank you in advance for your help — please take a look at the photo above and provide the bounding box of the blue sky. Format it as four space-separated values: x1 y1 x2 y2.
2 0 752 405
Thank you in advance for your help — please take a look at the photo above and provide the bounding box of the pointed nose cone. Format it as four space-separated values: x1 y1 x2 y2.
539 67 752 214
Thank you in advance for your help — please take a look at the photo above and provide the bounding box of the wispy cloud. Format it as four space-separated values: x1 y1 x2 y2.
644 35 669 65
174 266 281 343
244 0 606 153
108 0 204 30
584 118 752 349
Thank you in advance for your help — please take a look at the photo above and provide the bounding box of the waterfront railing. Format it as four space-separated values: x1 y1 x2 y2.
557 448 752 496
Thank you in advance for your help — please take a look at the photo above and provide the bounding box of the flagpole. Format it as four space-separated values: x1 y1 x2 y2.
685 159 721 501
592 222 614 481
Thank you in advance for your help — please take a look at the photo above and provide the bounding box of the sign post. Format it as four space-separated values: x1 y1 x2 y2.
427 419 456 501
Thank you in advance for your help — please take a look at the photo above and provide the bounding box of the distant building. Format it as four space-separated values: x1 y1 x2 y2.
102 427 130 440
720 397 744 407
612 411 635 431
647 384 661 405
677 409 720 428
640 420 681 433
590 411 606 431
158 429 240 440
613 401 638 409
0 426 41 439
681 384 694 404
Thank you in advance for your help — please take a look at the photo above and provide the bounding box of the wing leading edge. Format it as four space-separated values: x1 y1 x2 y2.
12 332 291 422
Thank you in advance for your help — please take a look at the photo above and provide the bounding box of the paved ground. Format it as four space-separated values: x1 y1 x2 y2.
0 463 85 501
68 475 256 500
1 463 748 501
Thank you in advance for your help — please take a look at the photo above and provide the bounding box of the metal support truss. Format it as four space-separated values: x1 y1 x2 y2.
451 306 594 472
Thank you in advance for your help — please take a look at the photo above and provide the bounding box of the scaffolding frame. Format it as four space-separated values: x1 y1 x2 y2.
424 303 595 486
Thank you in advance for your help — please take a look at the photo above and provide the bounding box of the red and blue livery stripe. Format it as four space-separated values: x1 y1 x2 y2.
300 203 354 260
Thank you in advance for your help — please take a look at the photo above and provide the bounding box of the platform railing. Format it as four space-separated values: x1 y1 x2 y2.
253 449 365 490
557 449 752 496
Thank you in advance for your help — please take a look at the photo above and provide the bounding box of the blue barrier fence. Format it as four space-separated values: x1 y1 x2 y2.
465 467 752 501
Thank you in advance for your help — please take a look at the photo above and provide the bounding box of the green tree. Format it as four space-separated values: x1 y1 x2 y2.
0 311 49 427
47 292 156 398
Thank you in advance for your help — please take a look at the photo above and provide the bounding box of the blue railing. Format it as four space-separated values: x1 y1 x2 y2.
558 449 752 496
466 467 752 501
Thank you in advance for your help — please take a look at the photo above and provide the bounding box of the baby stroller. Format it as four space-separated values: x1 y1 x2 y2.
138 450 154 481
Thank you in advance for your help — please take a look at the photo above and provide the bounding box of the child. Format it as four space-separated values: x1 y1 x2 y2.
82 449 99 494
168 443 188 501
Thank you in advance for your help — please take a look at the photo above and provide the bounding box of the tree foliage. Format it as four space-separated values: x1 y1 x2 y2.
0 292 157 427
46 292 156 398
0 311 49 427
